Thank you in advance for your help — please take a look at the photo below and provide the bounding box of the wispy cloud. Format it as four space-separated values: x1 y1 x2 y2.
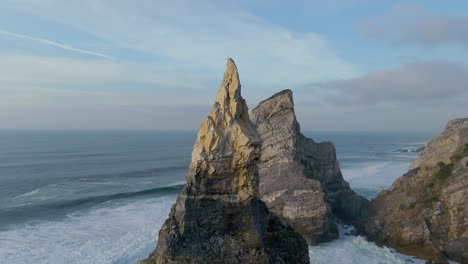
1 1 358 86
0 53 217 106
0 54 205 88
0 29 113 59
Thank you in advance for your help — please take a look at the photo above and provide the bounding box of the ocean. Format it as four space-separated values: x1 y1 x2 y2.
0 130 436 264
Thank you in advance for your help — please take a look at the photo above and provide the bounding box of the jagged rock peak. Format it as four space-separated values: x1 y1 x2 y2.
251 89 369 245
213 58 249 123
189 58 261 198
253 89 294 111
140 59 310 264
192 58 259 157
251 89 301 135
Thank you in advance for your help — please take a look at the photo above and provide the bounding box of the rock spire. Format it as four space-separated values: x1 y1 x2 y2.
140 59 310 264
251 89 369 245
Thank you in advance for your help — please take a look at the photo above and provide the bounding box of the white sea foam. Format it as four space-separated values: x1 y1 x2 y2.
167 180 186 186
14 188 41 199
1 193 449 264
0 195 176 264
308 226 425 264
341 162 390 180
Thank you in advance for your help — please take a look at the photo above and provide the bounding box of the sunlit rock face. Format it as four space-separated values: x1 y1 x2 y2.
140 59 310 264
251 89 369 245
359 118 468 264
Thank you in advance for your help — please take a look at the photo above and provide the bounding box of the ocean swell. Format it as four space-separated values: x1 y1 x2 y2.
1 184 183 230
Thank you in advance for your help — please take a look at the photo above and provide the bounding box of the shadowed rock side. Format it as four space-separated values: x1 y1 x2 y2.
250 90 369 245
359 118 468 264
140 60 309 264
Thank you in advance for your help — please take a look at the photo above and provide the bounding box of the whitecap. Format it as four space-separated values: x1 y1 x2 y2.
14 189 41 199
341 162 390 180
0 195 176 264
1 194 458 264
308 226 425 264
167 180 186 186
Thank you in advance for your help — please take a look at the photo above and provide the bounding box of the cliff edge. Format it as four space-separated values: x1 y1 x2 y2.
359 118 468 263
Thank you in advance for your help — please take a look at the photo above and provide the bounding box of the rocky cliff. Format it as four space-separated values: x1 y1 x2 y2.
250 89 369 245
359 118 468 263
140 60 309 264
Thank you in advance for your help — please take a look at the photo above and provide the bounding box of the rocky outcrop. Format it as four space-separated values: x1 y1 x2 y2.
140 59 309 264
250 89 369 245
410 118 468 170
359 118 468 263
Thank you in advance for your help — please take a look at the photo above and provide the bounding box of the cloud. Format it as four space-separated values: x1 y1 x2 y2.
305 60 468 106
0 54 204 88
0 29 113 59
1 0 358 87
359 4 468 48
3 1 465 132
0 53 220 107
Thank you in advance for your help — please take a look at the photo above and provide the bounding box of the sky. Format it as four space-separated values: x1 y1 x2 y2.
0 0 467 132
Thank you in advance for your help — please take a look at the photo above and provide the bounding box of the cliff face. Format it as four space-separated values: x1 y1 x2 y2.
359 118 468 263
250 90 369 245
141 60 309 264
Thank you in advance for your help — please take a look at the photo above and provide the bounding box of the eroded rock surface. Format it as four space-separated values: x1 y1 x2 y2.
251 90 369 245
140 60 309 264
359 118 468 263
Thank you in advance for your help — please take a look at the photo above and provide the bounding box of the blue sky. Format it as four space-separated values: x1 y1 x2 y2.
1 0 467 131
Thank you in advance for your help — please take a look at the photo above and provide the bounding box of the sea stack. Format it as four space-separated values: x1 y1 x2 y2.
140 59 309 264
251 90 369 245
359 118 468 263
